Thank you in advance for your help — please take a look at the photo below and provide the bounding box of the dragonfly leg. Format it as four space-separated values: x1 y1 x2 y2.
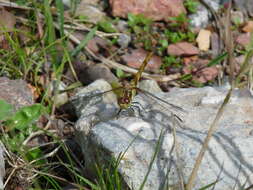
116 103 145 117
117 107 136 117
171 113 185 129
130 101 148 117
131 101 146 111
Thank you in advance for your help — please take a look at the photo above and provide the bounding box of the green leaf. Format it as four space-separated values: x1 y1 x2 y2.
180 74 192 81
127 13 152 28
159 39 168 48
116 68 125 78
71 27 97 57
184 0 199 13
0 99 13 121
26 147 44 164
197 179 220 190
6 104 44 130
98 20 117 33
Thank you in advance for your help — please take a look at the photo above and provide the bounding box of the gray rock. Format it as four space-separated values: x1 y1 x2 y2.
117 33 131 48
189 0 221 28
75 1 105 24
62 0 71 8
73 79 253 190
83 64 118 84
0 142 4 190
0 77 34 111
71 79 119 118
138 79 162 94
116 20 129 32
233 0 253 17
231 10 244 26
49 80 68 107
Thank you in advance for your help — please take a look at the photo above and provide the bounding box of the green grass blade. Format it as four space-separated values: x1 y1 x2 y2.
138 129 164 190
197 179 220 190
207 52 228 67
71 27 97 57
56 0 65 38
44 0 57 65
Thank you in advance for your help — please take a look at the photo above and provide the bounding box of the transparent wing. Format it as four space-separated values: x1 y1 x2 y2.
135 87 187 113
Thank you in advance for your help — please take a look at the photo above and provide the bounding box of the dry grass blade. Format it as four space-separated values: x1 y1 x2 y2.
186 1 233 189
0 0 32 10
186 88 232 190
30 169 90 190
100 56 180 83
225 1 235 85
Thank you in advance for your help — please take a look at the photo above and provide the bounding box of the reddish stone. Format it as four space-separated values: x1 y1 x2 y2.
193 67 219 83
109 0 186 21
121 49 162 73
182 58 219 83
86 36 109 54
235 33 251 47
167 42 199 56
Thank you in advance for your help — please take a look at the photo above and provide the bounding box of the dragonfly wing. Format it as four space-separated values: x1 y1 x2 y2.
135 87 187 113
79 86 123 100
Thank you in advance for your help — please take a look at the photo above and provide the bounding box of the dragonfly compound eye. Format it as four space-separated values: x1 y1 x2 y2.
123 97 130 104
119 97 130 104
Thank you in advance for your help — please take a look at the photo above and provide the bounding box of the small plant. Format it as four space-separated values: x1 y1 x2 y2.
127 13 152 33
184 0 199 13
1 101 45 153
168 13 189 28
127 13 154 50
161 56 182 71
164 30 196 43
116 68 131 79
97 20 118 33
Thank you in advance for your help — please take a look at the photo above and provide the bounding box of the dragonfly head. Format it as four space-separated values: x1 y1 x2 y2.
118 96 131 109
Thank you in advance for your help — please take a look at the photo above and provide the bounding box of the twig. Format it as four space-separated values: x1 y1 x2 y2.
0 0 32 10
64 23 122 38
100 56 180 82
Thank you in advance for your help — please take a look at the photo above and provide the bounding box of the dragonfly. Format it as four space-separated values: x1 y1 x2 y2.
111 52 185 112
81 52 186 120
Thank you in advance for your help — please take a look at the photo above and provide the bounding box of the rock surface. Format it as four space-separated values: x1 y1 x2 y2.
0 142 4 190
235 33 251 48
109 0 186 21
0 77 34 111
72 79 253 190
75 0 105 24
138 79 162 94
167 42 199 56
80 64 118 84
189 0 220 28
233 0 253 17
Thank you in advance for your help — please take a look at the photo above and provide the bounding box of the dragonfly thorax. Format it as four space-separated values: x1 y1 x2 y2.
118 88 135 109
